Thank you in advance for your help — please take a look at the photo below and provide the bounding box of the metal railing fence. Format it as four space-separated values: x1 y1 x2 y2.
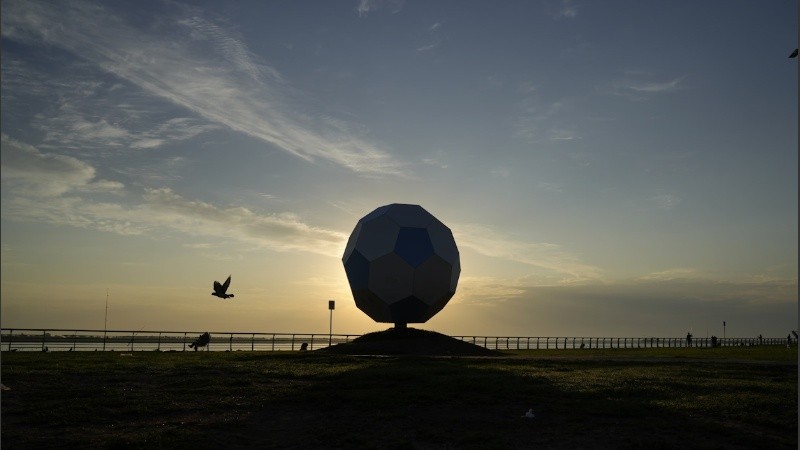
451 335 790 350
0 328 790 352
0 328 358 352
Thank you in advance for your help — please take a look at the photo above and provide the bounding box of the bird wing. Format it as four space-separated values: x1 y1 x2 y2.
790 49 799 58
213 280 223 292
222 275 232 291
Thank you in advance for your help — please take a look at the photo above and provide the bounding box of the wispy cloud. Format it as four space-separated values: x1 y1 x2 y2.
514 83 579 143
1 138 348 256
0 134 123 197
622 77 684 93
650 194 681 210
417 42 441 52
554 0 578 19
356 0 405 17
2 0 404 175
454 223 603 283
607 75 686 100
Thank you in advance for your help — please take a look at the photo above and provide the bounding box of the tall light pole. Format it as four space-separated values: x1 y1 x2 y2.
328 300 335 346
103 288 109 351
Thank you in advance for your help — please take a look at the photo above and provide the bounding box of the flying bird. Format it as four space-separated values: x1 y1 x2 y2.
212 275 235 299
790 48 798 58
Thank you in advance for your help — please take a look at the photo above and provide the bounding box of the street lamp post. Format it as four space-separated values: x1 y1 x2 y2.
103 289 109 351
328 300 335 346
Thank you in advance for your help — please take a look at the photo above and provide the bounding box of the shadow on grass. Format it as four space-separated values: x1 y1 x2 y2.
1 352 796 449
214 356 796 449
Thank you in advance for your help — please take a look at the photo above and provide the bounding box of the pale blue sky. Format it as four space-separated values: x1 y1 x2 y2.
1 0 797 337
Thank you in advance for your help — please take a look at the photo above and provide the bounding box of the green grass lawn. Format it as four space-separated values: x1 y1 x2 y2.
1 347 797 449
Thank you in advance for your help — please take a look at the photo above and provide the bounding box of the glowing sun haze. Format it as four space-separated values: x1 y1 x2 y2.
1 0 796 338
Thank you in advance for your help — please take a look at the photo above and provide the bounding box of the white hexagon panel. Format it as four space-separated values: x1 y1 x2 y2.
342 204 460 325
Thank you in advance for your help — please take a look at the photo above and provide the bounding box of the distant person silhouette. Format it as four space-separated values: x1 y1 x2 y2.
300 342 308 351
212 275 235 299
686 332 693 347
189 332 211 351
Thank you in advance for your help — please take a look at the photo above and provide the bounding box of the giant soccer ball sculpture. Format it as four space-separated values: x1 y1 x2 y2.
342 204 460 328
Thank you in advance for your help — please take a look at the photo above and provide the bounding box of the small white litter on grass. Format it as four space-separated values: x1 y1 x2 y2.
1 383 10 391
522 408 535 419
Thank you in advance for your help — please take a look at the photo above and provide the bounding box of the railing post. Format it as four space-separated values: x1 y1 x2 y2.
251 333 255 351
229 333 233 352
536 337 540 350
291 334 295 351
527 337 530 350
130 332 135 351
7 329 12 351
42 330 46 351
157 332 162 351
272 334 276 351
311 334 315 350
183 332 187 352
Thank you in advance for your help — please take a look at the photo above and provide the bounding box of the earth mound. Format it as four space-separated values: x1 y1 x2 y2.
318 327 500 357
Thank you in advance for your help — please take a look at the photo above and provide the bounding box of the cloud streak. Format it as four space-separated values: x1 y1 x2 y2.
606 75 686 100
2 0 404 175
1 137 348 256
454 223 602 283
0 134 123 197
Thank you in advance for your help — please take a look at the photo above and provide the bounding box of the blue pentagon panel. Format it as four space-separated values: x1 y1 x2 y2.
356 215 400 260
343 250 370 291
385 204 434 228
368 253 414 305
341 222 363 263
394 227 434 268
360 204 392 223
413 254 453 305
426 219 459 265
390 296 430 324
353 289 392 322
449 258 461 292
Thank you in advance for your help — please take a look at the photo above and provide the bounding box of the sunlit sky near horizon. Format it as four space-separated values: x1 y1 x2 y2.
1 0 797 338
